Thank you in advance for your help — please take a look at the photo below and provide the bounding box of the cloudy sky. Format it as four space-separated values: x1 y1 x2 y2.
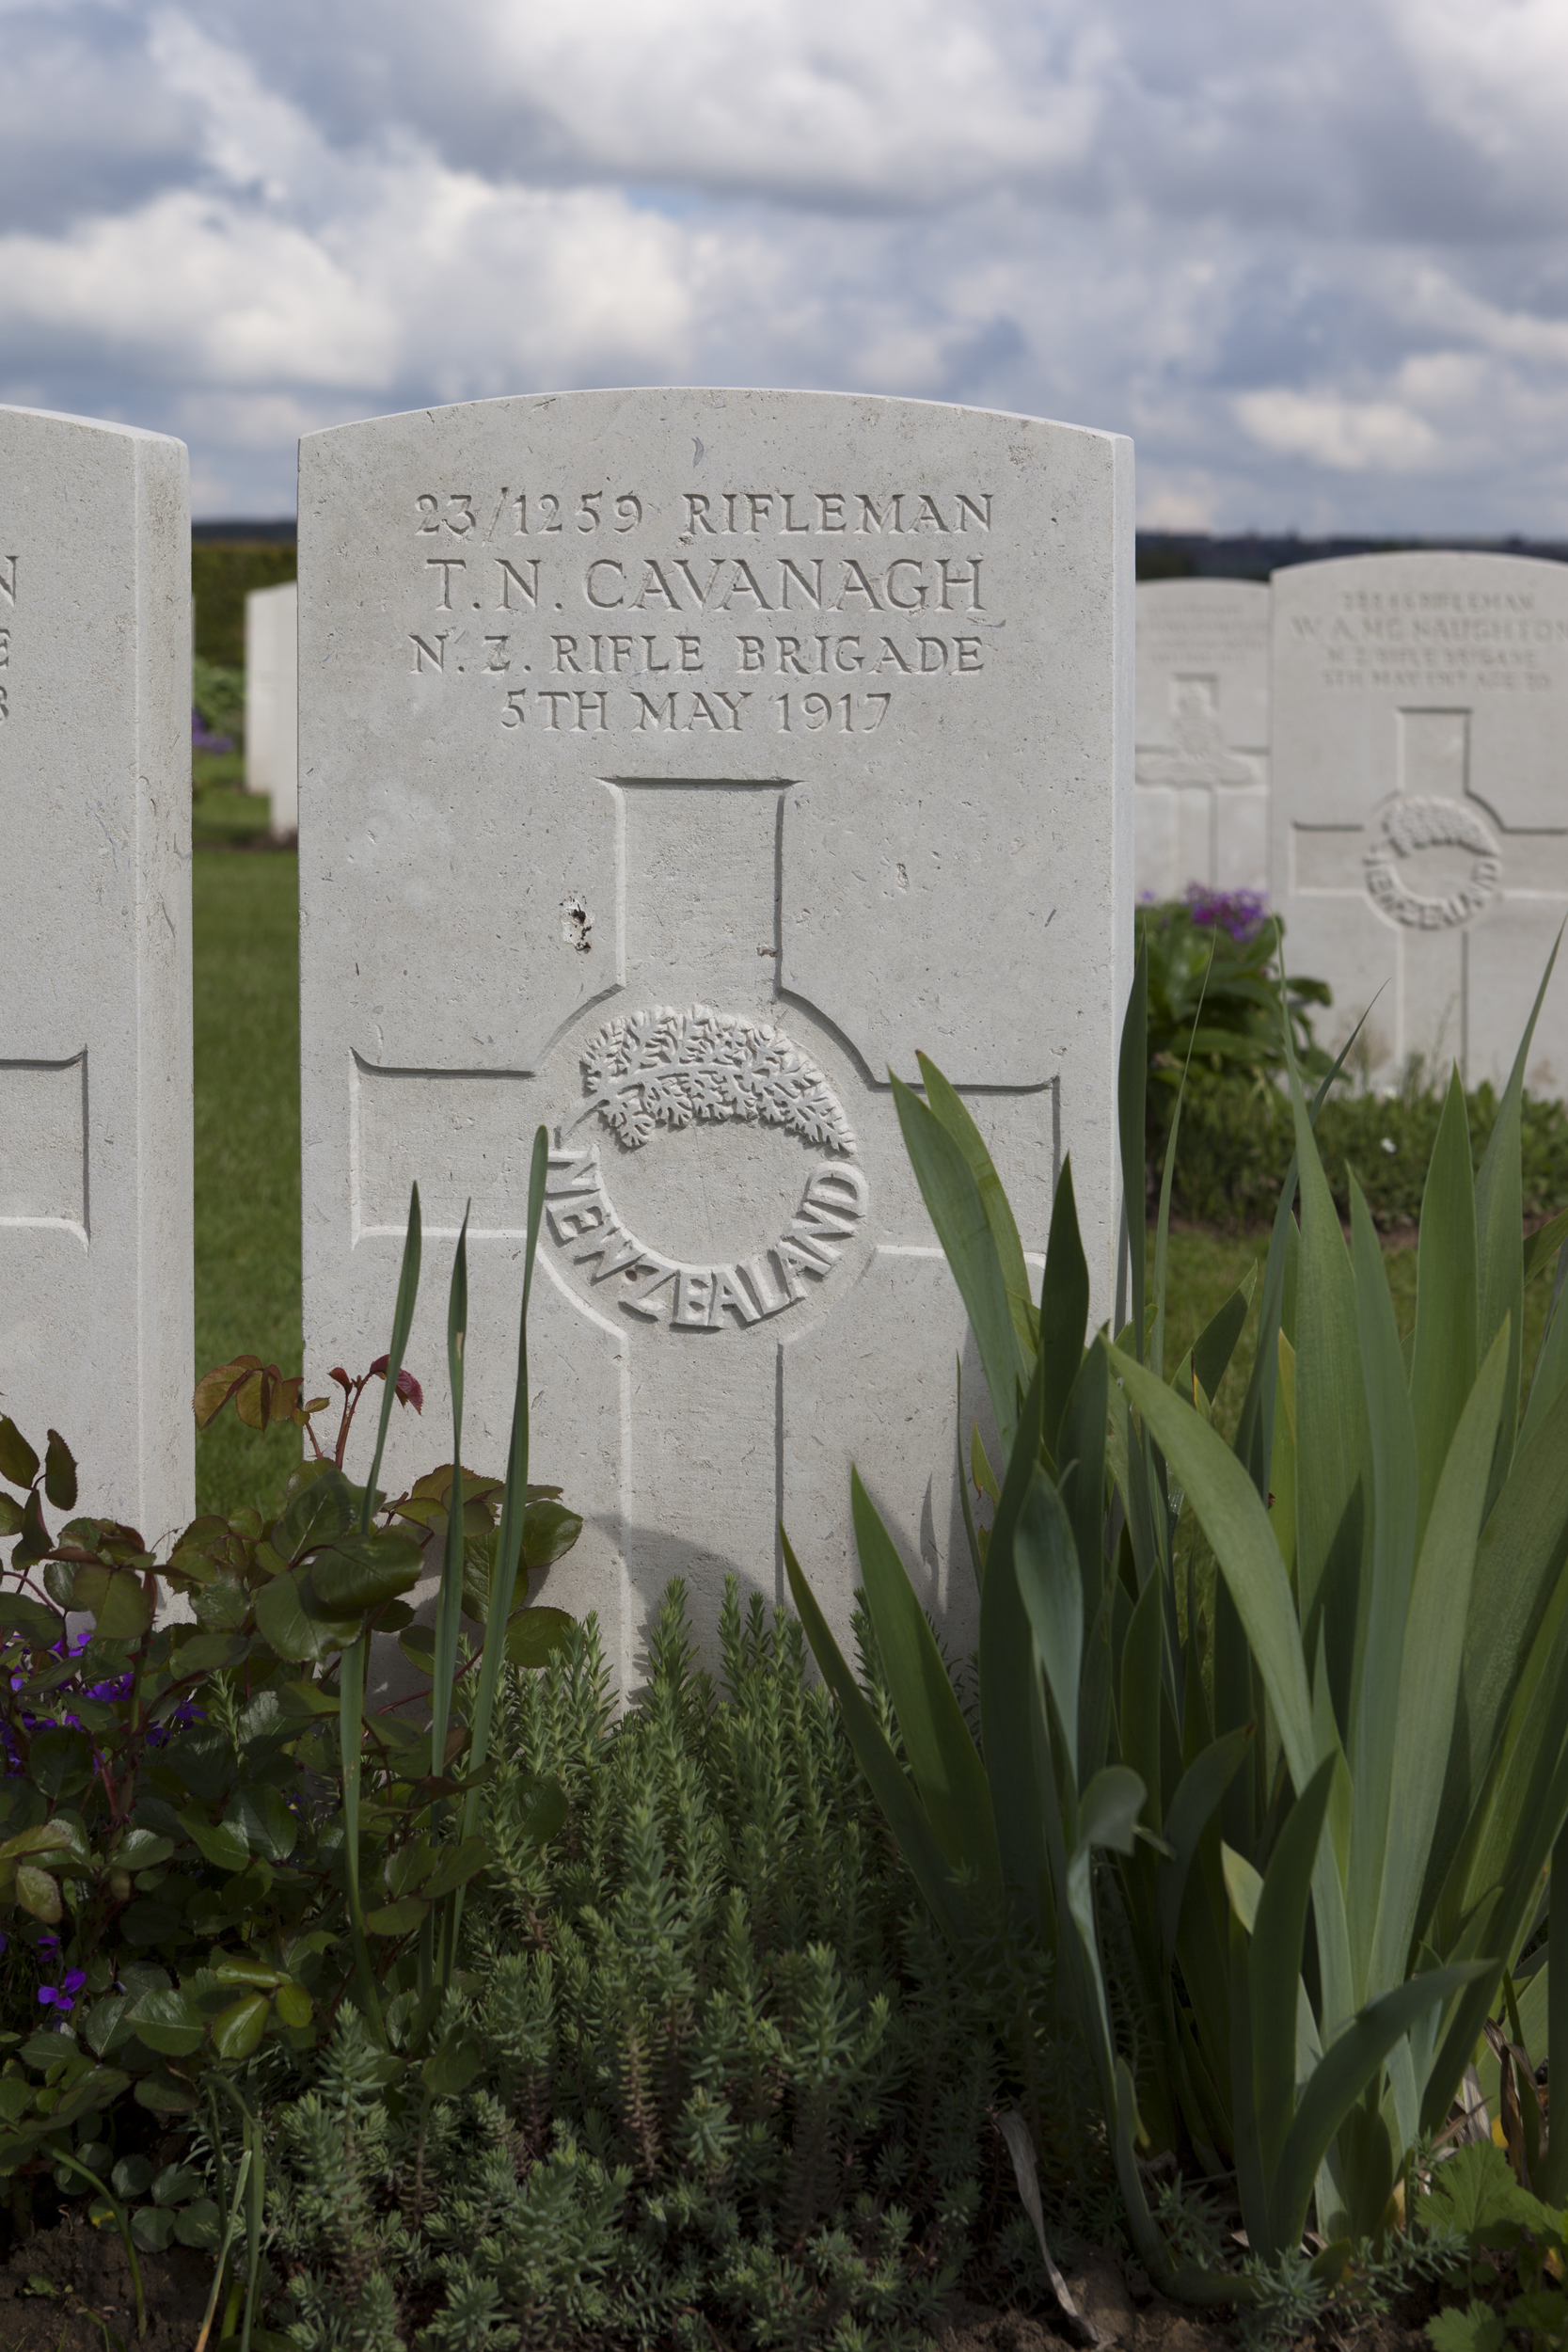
3 0 1565 531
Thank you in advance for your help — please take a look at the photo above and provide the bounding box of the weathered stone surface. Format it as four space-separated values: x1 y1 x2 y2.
1272 551 1568 1093
0 405 192 1540
298 389 1132 1684
1134 579 1268 901
245 580 297 838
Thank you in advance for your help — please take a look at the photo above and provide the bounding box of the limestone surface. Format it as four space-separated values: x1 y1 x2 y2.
0 405 192 1542
298 389 1132 1680
245 580 298 838
1134 579 1269 900
1271 551 1568 1094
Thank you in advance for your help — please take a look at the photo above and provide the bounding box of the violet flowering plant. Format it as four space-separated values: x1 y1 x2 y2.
1135 886 1334 1175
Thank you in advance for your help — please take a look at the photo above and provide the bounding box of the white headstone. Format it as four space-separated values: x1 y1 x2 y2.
298 389 1132 1682
245 580 297 838
0 406 192 1540
1272 552 1568 1093
1134 579 1269 901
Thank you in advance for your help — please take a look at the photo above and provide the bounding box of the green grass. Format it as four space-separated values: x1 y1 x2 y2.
194 750 272 849
193 846 302 1518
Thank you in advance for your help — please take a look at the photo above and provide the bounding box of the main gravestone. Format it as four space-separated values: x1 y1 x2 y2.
245 580 298 839
1273 552 1568 1093
298 389 1132 1683
1134 579 1269 901
0 406 192 1540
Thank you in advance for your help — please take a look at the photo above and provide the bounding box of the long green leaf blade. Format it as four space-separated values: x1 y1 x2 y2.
1410 1069 1480 1557
1038 1157 1089 1459
358 1184 423 1536
850 1468 1000 1888
1369 1322 1509 1994
893 1071 1024 1453
1271 1964 1486 2254
1285 1058 1366 1728
917 1052 1034 1357
1117 932 1148 1361
1475 931 1561 1492
429 1208 471 1788
1109 1344 1316 1795
1012 1467 1083 1772
1346 1175 1418 1991
461 1131 549 1859
783 1528 976 1948
1251 1757 1337 2189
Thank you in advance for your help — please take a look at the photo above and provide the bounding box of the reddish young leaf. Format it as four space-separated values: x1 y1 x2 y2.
369 1357 423 1413
192 1357 263 1429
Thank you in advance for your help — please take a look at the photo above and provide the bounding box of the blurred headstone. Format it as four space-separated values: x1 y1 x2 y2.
1135 579 1269 900
246 580 297 838
0 405 192 1540
297 389 1132 1683
1273 551 1568 1093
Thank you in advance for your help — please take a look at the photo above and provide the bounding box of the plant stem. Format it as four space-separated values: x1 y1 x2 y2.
48 2151 145 2340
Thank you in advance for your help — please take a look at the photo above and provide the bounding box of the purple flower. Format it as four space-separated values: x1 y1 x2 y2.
1182 884 1271 944
38 1970 86 2013
35 1933 58 1953
192 707 233 754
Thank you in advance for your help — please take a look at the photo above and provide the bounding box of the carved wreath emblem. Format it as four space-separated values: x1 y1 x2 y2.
1363 797 1502 931
579 1005 855 1154
548 1005 868 1331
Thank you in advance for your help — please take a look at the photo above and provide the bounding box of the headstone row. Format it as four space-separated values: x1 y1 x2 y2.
4 389 1134 1683
13 379 1567 1689
1137 560 1568 1094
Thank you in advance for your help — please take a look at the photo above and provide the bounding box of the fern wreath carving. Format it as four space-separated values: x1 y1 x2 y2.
578 1005 856 1156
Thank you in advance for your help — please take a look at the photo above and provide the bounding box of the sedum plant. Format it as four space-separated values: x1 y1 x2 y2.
787 936 1568 2297
263 1584 1041 2352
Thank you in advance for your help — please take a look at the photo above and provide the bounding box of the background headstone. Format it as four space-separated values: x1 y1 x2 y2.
1134 578 1269 901
1272 552 1568 1094
299 389 1132 1686
0 405 192 1541
245 580 298 838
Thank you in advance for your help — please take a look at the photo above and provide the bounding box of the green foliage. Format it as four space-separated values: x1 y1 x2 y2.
1421 2143 1568 2352
1153 1060 1568 1232
786 937 1568 2296
0 1159 577 2336
264 1586 1055 2350
194 657 246 750
192 542 295 671
1137 892 1331 1128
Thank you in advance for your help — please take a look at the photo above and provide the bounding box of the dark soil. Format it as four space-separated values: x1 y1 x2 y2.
0 2213 212 2352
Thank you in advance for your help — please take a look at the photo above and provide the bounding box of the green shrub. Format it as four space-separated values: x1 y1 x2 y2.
193 543 295 672
194 657 246 754
1160 1062 1568 1232
1138 890 1331 1152
264 1587 1069 2351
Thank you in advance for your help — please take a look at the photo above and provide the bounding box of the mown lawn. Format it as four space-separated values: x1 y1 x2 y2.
193 838 302 1518
190 846 1556 1517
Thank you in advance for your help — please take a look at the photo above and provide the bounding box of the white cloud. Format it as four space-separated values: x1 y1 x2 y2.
1 0 1566 529
1234 388 1442 472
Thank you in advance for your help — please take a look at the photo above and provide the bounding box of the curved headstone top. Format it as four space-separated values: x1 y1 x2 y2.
0 405 192 1541
298 389 1132 1685
1271 549 1568 1095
